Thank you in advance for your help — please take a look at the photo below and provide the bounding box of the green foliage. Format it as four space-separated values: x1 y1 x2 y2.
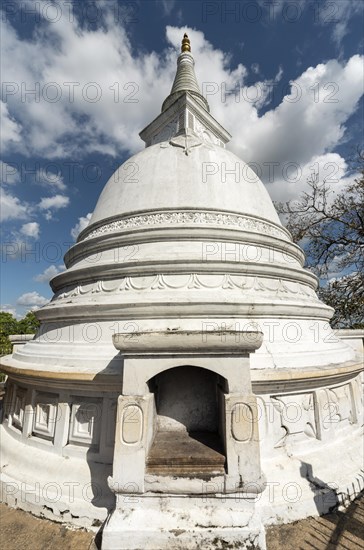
0 310 40 356
0 312 19 356
17 311 40 334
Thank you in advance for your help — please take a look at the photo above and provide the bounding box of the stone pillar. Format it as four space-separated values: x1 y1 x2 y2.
224 393 264 493
108 394 154 495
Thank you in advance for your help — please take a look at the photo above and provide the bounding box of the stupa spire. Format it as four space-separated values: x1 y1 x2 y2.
139 33 231 148
181 33 191 52
162 34 209 112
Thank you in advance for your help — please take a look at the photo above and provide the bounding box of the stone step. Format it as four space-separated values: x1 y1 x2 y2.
146 430 226 476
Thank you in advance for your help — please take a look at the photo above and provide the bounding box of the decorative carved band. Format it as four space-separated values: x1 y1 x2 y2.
52 274 318 302
81 211 289 242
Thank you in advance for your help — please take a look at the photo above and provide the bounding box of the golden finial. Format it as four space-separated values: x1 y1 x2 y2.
181 33 191 53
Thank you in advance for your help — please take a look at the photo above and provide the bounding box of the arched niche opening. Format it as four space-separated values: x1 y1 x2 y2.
146 365 228 478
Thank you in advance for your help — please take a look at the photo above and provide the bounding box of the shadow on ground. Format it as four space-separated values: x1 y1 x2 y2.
266 490 364 550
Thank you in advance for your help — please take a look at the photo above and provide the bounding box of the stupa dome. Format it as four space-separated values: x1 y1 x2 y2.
88 142 281 227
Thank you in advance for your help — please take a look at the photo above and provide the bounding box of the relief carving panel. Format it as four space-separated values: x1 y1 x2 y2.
231 403 254 442
32 392 59 440
121 404 143 445
271 392 316 447
68 398 102 448
11 386 27 431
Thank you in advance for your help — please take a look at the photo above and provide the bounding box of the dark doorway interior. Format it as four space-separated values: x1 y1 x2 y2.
146 366 226 477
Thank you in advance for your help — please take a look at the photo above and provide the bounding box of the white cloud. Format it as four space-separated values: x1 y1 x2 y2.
16 291 49 308
158 0 176 16
321 0 363 47
268 152 350 203
0 16 240 158
34 264 65 283
2 10 162 157
256 0 359 48
37 194 69 220
214 54 363 172
1 166 67 224
38 194 69 210
164 28 363 193
35 169 66 191
1 13 362 205
20 221 40 239
0 161 20 185
71 212 92 240
0 304 18 317
0 101 22 152
0 188 29 221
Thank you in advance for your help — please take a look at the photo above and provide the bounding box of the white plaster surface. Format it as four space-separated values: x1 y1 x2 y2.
102 494 266 550
88 142 281 226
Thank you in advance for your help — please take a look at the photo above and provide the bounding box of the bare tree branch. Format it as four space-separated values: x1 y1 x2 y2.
274 148 364 328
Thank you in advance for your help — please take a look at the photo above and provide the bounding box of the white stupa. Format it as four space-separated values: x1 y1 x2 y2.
1 34 363 549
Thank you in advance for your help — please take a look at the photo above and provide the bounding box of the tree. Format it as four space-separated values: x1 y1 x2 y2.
0 310 40 356
17 311 40 335
275 150 364 328
0 312 19 356
318 274 363 328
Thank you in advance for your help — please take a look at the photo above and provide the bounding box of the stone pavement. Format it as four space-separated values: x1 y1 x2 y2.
1 493 363 550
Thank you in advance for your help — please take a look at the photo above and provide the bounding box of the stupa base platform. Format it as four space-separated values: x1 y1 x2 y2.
0 424 113 529
102 494 266 550
0 358 363 531
1 418 362 532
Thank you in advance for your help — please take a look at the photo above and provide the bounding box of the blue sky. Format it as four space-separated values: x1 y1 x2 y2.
1 0 363 317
